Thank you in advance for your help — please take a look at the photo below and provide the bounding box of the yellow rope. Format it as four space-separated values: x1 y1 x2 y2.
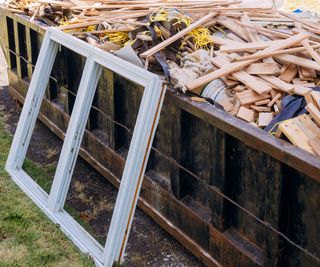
104 32 130 47
187 27 213 50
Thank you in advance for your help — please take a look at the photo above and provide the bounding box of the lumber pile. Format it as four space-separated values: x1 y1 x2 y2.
2 0 320 156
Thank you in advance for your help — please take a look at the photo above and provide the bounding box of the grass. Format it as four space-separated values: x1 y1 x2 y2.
0 118 95 267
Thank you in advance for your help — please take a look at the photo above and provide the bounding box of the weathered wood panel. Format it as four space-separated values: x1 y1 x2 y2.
279 167 320 267
224 137 282 266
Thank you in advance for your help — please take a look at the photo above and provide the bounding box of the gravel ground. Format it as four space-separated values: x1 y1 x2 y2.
0 46 204 266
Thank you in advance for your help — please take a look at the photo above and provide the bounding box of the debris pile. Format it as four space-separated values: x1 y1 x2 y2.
1 0 320 156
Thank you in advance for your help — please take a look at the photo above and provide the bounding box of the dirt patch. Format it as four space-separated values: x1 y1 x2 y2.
0 86 203 267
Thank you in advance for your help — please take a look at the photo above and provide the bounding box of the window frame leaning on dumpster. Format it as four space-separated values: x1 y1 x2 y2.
5 27 166 267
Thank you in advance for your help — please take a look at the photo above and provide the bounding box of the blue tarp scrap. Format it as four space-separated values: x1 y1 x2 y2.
264 87 320 133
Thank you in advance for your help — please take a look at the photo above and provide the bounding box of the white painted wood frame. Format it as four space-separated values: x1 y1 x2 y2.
5 27 166 267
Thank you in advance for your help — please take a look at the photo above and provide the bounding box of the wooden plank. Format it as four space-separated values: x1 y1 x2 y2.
304 92 316 106
258 112 273 127
309 137 320 156
292 114 320 156
293 78 307 84
246 63 280 75
306 103 320 127
275 54 320 71
294 85 312 96
235 44 320 62
301 39 320 66
267 93 281 107
236 21 291 39
217 18 249 41
241 13 260 42
226 32 245 43
299 66 317 80
234 85 246 92
186 33 309 91
59 21 105 30
299 82 315 87
255 99 270 106
259 75 294 93
140 12 217 58
37 0 74 7
279 11 320 33
278 117 314 154
294 114 320 139
263 57 278 64
236 89 270 105
278 63 298 83
220 40 280 53
211 35 240 46
292 28 320 43
250 105 271 112
219 98 234 112
212 56 272 95
311 91 320 110
236 106 254 122
221 76 239 87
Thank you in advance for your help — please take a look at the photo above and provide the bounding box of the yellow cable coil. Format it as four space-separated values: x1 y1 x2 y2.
150 8 214 50
187 27 213 50
103 32 130 47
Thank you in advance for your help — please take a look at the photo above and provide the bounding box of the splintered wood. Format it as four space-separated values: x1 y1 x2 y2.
277 114 320 155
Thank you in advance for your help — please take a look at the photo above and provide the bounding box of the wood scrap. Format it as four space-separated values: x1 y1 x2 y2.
275 54 320 71
212 55 272 94
278 64 298 83
309 137 320 156
294 85 312 96
311 91 320 109
259 75 294 93
277 115 315 154
245 63 280 75
306 103 320 127
237 106 254 122
258 112 273 127
236 89 270 105
299 66 317 80
302 39 320 66
255 99 270 106
305 92 317 106
267 93 281 107
234 44 320 62
250 105 271 112
190 97 207 103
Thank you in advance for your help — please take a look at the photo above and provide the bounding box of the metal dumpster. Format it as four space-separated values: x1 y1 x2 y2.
1 9 320 266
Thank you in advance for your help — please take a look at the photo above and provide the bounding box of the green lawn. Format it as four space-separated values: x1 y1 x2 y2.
0 118 94 266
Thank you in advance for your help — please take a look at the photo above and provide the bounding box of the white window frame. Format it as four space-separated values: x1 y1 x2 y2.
5 27 166 267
